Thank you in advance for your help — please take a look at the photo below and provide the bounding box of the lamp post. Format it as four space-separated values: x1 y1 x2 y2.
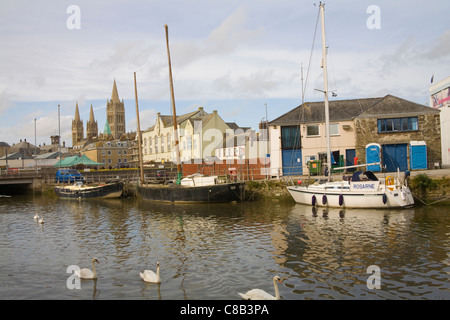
58 104 61 168
34 118 37 172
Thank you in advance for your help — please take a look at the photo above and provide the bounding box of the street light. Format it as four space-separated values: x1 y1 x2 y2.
34 118 37 172
58 104 61 168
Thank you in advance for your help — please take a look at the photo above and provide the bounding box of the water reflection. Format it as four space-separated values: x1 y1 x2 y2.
0 194 448 300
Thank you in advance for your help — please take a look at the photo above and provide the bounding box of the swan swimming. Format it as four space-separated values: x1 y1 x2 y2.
33 213 39 220
139 262 161 283
38 215 44 224
238 275 283 300
75 258 99 279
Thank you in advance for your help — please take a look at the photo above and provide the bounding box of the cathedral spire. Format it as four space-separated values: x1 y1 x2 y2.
89 104 95 123
72 101 84 146
111 79 120 102
86 103 98 142
104 120 112 136
74 101 81 121
107 79 126 139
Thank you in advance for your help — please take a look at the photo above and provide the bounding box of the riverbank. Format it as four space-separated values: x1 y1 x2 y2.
245 169 450 206
35 169 450 206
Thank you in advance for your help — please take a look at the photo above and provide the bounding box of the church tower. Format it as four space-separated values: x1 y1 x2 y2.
86 104 98 141
106 80 126 140
72 102 84 146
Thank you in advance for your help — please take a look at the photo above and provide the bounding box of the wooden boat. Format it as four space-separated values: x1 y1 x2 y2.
137 180 245 203
286 4 414 209
134 26 245 203
54 181 124 199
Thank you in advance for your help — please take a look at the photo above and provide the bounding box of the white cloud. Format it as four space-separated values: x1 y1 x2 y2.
0 0 448 145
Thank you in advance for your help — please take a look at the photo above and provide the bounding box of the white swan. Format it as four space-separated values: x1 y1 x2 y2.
33 212 39 220
38 215 44 224
238 276 283 300
139 261 161 283
75 258 99 279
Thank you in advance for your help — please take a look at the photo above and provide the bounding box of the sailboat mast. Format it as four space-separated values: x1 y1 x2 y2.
164 24 182 183
134 72 144 185
320 3 332 181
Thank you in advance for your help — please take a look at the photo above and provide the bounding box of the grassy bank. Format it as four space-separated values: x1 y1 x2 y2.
409 174 450 206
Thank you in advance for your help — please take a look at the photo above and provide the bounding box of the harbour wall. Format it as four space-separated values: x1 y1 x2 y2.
16 168 450 206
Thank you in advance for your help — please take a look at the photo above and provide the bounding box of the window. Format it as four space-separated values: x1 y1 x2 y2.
306 125 319 137
329 124 339 136
281 126 301 149
378 117 418 133
154 136 158 153
167 133 171 151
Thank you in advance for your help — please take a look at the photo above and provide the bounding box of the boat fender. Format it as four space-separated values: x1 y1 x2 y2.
339 194 344 206
312 195 316 206
322 195 327 205
382 193 387 204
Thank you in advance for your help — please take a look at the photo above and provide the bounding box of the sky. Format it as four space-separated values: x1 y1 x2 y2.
0 0 449 147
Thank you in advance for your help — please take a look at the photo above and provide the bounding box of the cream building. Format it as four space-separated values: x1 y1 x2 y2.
142 107 232 164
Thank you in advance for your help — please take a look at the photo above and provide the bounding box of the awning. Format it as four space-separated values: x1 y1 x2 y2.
54 155 102 167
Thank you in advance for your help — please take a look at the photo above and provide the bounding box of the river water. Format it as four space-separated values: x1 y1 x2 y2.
0 193 448 300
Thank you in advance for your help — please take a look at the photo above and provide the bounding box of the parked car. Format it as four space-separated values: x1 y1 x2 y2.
55 169 86 183
156 170 168 180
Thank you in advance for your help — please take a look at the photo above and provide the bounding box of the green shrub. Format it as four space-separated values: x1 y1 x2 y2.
410 174 437 199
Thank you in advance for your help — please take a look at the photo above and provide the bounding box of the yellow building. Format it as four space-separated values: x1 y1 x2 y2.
83 136 135 168
142 107 232 164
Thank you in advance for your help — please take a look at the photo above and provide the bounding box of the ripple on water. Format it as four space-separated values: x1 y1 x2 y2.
0 196 449 300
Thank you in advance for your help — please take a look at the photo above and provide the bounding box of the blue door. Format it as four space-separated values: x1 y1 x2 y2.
345 149 356 172
282 149 303 175
366 143 381 172
382 144 408 172
410 141 427 170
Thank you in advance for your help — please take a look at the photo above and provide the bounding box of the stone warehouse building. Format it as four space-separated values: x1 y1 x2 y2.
269 94 441 176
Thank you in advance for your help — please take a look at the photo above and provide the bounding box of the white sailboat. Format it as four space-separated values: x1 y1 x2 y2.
286 3 414 209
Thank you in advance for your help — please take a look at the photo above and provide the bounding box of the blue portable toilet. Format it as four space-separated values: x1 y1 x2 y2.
365 143 381 172
410 141 427 170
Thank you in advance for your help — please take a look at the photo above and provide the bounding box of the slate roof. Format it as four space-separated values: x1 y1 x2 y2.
269 95 439 126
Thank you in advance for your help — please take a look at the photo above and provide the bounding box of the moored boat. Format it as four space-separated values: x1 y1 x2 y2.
287 170 414 208
54 181 124 199
134 26 245 204
286 4 414 209
138 180 245 203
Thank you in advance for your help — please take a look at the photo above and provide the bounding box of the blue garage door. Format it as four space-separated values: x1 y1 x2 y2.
282 149 303 176
382 144 408 172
